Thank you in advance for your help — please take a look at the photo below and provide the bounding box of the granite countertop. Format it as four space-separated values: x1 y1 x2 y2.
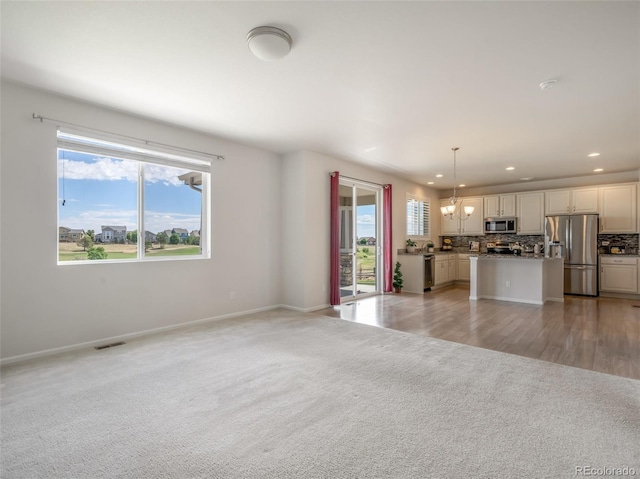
599 253 639 258
472 253 558 260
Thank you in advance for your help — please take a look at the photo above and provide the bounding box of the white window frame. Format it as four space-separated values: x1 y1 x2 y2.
57 129 211 264
406 194 431 239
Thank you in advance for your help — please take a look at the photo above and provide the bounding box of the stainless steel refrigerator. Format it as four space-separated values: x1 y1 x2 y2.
545 214 599 296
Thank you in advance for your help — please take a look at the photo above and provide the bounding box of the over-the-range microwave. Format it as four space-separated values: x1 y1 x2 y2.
484 217 517 234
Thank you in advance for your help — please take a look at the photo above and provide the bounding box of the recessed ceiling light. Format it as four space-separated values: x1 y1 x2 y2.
588 153 600 157
435 174 443 178
506 167 515 171
427 181 434 185
459 184 466 187
520 177 534 181
593 168 604 172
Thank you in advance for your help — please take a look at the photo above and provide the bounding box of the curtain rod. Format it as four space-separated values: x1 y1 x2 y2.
330 172 390 189
32 113 225 160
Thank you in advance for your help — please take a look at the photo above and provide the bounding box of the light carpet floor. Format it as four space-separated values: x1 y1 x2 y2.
1 308 639 478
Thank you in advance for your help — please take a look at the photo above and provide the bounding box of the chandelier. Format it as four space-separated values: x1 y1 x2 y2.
440 147 474 220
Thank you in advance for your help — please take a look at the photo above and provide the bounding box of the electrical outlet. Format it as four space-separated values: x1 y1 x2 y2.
506 281 511 288
229 291 235 300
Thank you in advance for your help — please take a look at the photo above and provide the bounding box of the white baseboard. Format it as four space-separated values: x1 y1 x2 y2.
0 304 284 366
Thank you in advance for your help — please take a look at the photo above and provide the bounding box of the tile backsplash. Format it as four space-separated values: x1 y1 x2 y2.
439 233 639 254
598 234 639 255
440 235 543 252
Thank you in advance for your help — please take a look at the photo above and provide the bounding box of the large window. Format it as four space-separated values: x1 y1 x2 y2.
406 194 430 238
57 130 210 263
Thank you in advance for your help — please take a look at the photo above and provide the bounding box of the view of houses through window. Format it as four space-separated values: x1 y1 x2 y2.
57 131 209 263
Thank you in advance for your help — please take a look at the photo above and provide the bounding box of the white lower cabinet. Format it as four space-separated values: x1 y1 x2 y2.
457 254 471 281
435 255 450 286
600 257 638 294
434 254 461 285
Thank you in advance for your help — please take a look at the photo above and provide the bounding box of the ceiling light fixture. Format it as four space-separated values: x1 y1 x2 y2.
539 79 558 90
594 168 604 172
247 26 292 61
435 174 443 178
440 147 474 220
506 166 515 171
520 177 534 181
588 153 600 157
427 181 434 185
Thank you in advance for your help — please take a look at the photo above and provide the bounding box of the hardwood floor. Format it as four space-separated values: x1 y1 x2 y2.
314 284 640 381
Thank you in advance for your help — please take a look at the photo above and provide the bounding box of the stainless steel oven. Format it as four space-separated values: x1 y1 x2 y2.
484 217 517 234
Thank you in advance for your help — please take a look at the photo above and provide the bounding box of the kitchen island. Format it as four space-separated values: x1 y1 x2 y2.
470 254 564 305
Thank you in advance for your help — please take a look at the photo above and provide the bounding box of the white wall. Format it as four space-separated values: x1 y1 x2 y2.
0 81 441 359
0 81 282 359
283 150 441 311
281 151 307 308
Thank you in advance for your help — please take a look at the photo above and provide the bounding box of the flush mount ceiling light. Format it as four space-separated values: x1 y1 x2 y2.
588 152 600 157
539 79 558 90
440 147 474 221
594 168 604 172
247 26 292 61
506 166 515 171
435 174 443 178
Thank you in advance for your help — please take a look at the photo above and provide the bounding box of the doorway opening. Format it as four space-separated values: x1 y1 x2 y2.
339 180 383 300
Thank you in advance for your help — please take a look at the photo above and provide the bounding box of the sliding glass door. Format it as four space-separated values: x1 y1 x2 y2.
339 180 382 299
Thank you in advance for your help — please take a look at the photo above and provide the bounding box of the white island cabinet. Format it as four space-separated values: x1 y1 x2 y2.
470 255 564 305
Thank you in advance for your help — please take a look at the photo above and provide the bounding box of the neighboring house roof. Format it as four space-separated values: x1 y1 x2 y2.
190 230 200 237
173 228 189 235
102 226 127 231
59 227 84 235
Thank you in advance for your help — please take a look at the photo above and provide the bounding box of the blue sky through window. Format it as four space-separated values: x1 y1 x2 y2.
58 150 201 234
357 204 376 239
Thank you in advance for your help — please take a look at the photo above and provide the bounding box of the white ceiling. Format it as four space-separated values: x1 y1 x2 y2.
2 1 639 191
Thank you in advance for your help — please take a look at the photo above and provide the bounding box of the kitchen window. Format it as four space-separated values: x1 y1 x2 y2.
406 194 430 238
57 129 211 263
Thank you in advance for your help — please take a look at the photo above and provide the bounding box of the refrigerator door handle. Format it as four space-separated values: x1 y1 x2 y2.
565 218 571 262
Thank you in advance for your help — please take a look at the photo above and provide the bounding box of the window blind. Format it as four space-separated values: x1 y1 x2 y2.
406 196 430 237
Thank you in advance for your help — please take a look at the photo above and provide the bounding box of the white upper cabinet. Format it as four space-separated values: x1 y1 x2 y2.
545 188 598 215
599 184 637 233
517 192 545 235
440 197 484 235
572 188 599 213
545 190 571 214
484 194 516 217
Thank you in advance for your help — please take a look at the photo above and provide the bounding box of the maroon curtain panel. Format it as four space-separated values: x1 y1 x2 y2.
383 184 393 292
330 172 341 305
